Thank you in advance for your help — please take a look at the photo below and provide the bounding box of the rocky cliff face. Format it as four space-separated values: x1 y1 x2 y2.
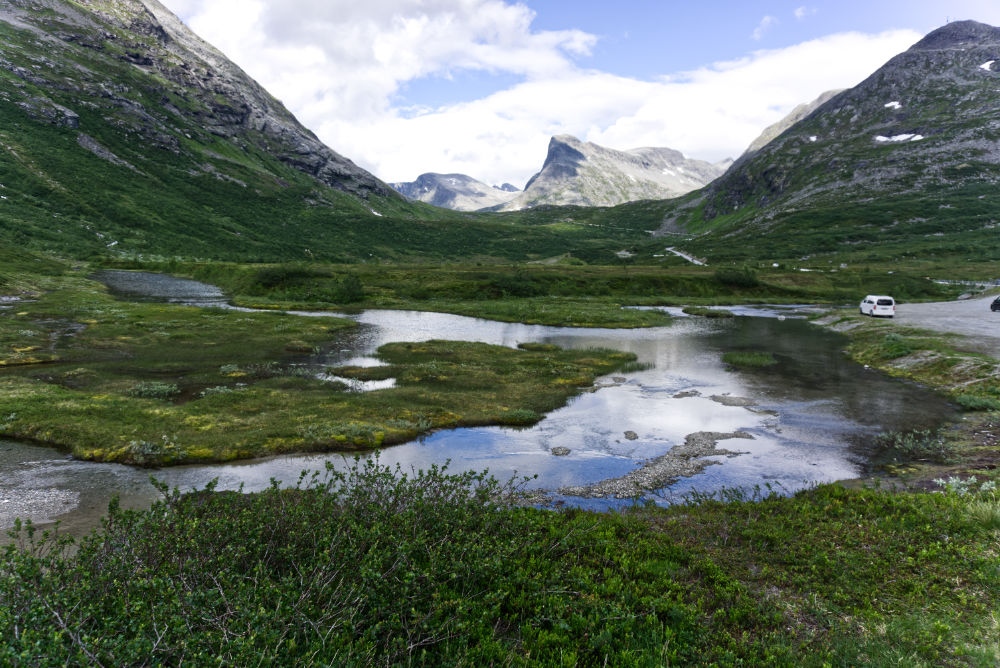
0 0 391 198
670 20 1000 233
391 173 520 211
500 135 726 211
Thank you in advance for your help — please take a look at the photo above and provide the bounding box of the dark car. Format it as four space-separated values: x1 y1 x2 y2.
992 297 1000 312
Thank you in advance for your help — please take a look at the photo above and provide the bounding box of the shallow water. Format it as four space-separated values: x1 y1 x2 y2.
0 272 956 535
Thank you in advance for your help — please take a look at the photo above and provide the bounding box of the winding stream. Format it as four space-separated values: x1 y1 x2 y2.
0 272 955 537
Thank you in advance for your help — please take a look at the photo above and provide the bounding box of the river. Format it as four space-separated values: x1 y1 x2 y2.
0 271 955 537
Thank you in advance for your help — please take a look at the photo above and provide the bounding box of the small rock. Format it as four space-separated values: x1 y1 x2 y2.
550 446 571 456
624 430 638 440
673 390 700 399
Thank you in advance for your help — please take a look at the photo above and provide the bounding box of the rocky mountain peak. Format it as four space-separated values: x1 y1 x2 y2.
908 19 1000 51
391 173 520 211
3 0 391 198
503 135 725 210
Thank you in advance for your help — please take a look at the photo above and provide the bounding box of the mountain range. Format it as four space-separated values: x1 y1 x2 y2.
0 1 997 267
391 173 520 211
393 136 729 212
667 19 1000 266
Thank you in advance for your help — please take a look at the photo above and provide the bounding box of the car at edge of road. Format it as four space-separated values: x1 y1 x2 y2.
860 295 895 318
991 296 1000 312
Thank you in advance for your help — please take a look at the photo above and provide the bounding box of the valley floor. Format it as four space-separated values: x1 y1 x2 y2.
1 261 998 665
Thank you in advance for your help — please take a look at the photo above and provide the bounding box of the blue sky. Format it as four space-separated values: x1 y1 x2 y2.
163 0 1000 185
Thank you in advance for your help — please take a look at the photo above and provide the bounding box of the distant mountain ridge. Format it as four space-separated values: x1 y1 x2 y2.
391 173 520 211
499 135 728 211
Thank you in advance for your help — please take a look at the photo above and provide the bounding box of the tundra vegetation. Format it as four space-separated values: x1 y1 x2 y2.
0 264 637 464
0 460 997 665
0 254 998 665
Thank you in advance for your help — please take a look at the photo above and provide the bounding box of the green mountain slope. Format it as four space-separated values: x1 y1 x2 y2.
0 0 660 263
667 20 1000 267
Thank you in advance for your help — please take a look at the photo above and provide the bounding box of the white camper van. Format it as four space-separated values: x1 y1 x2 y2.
859 295 895 318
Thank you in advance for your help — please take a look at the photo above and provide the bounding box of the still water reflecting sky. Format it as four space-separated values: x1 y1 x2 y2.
0 273 956 535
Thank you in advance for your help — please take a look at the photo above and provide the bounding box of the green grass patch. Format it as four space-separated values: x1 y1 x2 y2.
683 305 735 318
722 351 778 368
0 275 637 464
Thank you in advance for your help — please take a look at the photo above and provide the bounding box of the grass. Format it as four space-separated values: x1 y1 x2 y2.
0 273 638 464
0 461 996 665
0 259 997 664
683 305 735 318
722 351 778 367
98 258 967 330
822 309 1000 483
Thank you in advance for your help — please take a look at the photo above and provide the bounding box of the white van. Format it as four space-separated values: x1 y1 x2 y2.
859 295 895 318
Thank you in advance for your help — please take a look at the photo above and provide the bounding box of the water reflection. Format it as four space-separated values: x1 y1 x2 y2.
0 272 957 537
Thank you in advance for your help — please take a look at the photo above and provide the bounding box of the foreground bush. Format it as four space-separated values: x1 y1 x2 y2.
0 462 706 665
1 463 996 666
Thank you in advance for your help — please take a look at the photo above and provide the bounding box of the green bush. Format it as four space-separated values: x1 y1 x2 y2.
713 266 760 288
953 393 1000 412
872 429 956 464
251 264 318 289
882 333 913 358
0 462 703 665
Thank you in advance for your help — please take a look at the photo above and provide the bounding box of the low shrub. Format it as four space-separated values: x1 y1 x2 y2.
881 333 913 358
713 265 760 288
953 393 1000 412
873 429 956 464
126 381 179 399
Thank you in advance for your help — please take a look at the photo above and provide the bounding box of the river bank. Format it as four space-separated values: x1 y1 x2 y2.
814 302 1000 487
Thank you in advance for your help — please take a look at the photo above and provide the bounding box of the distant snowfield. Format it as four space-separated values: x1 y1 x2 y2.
884 100 902 109
874 134 924 143
980 60 995 71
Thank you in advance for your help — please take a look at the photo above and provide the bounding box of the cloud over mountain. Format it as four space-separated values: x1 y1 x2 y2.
166 1 920 186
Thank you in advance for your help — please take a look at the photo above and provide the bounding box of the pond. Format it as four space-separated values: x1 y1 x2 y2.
0 271 955 536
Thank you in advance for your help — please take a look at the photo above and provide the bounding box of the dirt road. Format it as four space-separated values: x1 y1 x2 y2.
891 294 1000 359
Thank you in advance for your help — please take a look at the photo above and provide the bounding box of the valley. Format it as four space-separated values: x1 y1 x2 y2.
0 1 998 665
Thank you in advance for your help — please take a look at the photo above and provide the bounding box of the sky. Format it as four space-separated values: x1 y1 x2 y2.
159 0 1000 187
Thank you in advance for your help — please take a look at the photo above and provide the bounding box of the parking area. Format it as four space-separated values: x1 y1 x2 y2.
894 294 1000 359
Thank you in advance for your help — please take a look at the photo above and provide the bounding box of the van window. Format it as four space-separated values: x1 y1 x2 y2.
877 299 894 306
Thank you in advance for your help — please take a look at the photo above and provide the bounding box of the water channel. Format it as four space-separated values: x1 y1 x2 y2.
0 272 956 537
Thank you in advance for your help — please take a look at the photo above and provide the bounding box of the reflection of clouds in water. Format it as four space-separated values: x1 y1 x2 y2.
9 276 959 533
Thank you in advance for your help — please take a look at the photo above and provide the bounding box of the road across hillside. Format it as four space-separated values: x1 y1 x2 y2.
893 294 1000 359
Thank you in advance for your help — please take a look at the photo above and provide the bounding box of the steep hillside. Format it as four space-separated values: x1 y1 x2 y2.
499 135 726 210
0 0 663 263
392 173 520 211
742 89 844 156
667 21 1000 266
0 0 427 260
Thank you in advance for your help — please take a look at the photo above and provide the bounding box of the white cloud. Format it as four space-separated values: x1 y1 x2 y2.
161 1 920 187
753 15 778 40
794 6 817 20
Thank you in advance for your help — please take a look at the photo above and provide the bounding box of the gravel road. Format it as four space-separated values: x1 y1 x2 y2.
892 293 1000 359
